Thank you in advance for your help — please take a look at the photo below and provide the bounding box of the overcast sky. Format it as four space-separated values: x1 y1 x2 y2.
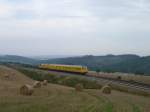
0 0 150 56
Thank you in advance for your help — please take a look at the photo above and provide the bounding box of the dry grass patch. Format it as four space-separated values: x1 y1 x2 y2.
0 65 33 86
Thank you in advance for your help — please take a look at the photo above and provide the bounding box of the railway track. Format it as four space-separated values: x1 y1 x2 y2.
86 74 150 91
87 74 150 92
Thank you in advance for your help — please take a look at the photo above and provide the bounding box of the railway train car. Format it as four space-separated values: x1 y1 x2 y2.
38 64 88 74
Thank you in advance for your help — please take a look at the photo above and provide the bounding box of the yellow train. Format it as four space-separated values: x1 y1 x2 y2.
38 64 88 74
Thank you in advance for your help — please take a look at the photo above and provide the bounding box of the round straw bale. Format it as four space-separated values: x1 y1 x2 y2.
102 85 111 94
42 80 48 86
75 83 84 92
20 84 34 96
33 81 41 88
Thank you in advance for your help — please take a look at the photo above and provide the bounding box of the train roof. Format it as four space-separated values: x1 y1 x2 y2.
40 64 87 68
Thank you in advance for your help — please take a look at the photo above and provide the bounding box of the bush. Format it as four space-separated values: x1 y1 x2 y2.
75 83 84 92
117 76 122 80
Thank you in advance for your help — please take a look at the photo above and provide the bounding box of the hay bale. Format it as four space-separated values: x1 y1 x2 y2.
20 84 34 96
102 85 111 94
42 80 48 86
33 81 41 88
75 83 83 92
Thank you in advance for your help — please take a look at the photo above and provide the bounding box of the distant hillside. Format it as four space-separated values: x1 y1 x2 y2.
0 55 38 65
1 54 150 75
43 55 150 75
107 56 150 75
43 54 140 67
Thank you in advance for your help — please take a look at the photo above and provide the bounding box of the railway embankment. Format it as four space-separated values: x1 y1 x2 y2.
13 66 150 96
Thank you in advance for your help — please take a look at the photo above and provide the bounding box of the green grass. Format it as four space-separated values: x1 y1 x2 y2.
132 105 141 112
103 103 113 112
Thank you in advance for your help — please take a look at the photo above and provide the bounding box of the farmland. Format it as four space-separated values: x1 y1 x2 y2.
0 65 150 112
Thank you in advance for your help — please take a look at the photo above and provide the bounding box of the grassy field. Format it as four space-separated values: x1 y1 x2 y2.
0 65 150 112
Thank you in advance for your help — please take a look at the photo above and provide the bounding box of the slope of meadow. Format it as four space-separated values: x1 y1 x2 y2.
0 65 150 112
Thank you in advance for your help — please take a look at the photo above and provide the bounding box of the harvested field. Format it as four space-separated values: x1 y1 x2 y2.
0 65 150 112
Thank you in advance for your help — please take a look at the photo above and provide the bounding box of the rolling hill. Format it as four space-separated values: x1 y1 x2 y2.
1 54 150 75
45 54 140 66
43 55 150 75
0 55 38 65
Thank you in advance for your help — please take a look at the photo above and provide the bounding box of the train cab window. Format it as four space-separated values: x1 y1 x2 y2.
83 66 87 70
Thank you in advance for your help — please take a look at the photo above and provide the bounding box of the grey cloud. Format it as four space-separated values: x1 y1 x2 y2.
0 0 150 56
84 0 150 19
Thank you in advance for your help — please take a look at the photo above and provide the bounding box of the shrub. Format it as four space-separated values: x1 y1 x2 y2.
117 76 122 80
75 83 83 92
